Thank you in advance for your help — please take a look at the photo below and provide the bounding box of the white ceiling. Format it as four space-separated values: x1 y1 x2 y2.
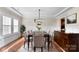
14 7 66 19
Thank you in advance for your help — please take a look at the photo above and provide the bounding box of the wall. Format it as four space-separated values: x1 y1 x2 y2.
22 16 57 34
0 7 22 47
56 7 79 33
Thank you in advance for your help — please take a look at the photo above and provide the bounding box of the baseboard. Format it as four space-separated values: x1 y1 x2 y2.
53 41 66 52
0 37 25 52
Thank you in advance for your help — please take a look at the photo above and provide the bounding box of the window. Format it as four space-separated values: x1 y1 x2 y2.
3 16 11 35
13 19 18 32
2 16 19 35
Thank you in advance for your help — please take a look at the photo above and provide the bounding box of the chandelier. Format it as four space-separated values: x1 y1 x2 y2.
34 9 42 30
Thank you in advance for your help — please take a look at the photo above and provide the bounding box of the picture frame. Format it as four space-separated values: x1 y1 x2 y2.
67 13 77 24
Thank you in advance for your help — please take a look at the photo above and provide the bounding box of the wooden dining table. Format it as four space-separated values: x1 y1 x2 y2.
27 34 50 51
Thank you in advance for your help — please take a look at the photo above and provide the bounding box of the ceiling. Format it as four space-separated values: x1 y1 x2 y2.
14 7 66 19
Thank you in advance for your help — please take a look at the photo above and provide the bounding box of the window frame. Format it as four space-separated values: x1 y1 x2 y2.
1 16 19 36
2 16 12 35
13 19 19 33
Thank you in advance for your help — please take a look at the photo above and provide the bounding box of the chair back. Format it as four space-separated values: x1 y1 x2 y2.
23 32 28 40
33 32 45 47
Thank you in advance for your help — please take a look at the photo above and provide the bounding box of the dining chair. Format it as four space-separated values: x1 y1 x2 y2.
33 32 45 52
23 32 28 48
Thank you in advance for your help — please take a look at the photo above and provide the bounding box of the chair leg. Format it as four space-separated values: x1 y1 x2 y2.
24 41 26 48
41 47 43 52
34 47 36 52
50 41 52 47
44 41 47 48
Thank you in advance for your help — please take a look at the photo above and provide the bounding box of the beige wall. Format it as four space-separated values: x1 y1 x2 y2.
0 7 22 47
22 7 79 34
56 7 79 33
22 16 57 34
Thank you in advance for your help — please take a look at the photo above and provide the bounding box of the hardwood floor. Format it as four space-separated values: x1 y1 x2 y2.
18 41 59 52
0 37 64 52
0 37 25 52
18 43 58 52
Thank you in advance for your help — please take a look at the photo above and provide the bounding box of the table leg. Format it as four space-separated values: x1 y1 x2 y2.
48 36 50 51
48 41 49 51
48 38 49 51
28 37 29 51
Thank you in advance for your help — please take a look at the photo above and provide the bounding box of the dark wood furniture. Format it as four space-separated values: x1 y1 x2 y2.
54 31 79 52
34 47 43 52
28 35 33 50
54 31 68 51
67 33 79 52
44 34 50 51
61 18 65 32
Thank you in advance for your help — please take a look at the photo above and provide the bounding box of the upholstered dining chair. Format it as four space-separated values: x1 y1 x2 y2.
33 32 45 52
23 32 28 48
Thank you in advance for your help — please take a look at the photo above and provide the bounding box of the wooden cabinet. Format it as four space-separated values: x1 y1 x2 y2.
54 31 68 51
54 31 79 52
67 33 79 52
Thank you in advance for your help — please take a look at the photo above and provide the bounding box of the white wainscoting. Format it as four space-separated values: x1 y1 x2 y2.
0 32 20 48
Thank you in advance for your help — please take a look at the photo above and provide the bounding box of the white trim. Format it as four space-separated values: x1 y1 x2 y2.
6 7 23 17
55 7 72 17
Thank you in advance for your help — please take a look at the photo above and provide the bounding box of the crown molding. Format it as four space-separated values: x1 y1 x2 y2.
6 7 23 17
54 7 72 17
